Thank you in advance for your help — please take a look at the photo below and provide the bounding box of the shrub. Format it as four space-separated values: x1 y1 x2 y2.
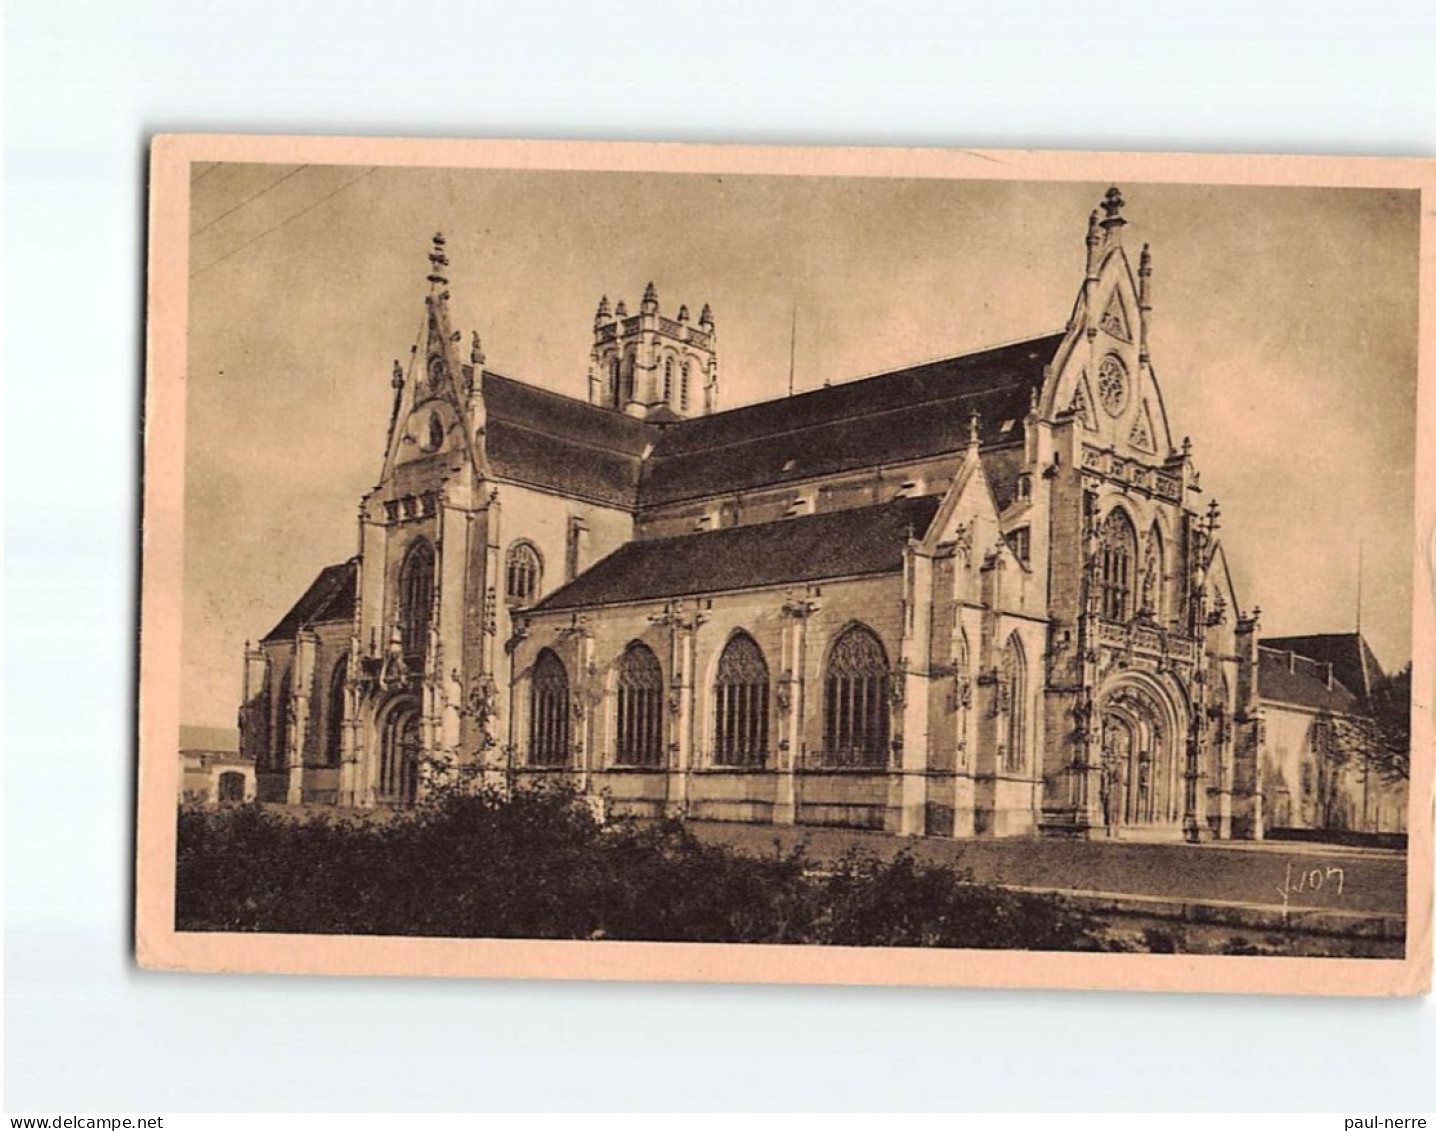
176 784 1109 951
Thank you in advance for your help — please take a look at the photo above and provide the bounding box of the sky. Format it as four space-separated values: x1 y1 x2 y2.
182 163 1420 730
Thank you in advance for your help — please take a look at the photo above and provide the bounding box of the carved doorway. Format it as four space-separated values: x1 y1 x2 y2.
378 698 421 807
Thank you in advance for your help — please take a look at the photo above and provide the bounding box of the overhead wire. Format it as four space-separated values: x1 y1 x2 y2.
190 166 378 279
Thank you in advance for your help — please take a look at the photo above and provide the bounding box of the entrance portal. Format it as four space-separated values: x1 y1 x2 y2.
1097 678 1184 836
379 701 421 807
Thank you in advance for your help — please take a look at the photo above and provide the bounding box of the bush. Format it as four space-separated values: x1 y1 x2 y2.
176 784 1109 951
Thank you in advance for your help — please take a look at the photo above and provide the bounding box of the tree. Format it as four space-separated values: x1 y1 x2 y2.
1321 663 1412 790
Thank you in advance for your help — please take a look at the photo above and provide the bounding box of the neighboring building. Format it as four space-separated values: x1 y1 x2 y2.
1256 634 1408 835
179 725 255 804
239 191 1406 841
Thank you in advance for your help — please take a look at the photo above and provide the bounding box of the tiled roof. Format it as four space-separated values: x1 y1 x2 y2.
531 494 943 613
637 334 1064 508
481 372 651 507
1257 645 1361 714
476 333 1063 512
262 558 358 643
1262 633 1384 704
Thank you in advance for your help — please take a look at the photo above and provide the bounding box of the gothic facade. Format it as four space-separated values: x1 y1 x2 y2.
238 191 1399 841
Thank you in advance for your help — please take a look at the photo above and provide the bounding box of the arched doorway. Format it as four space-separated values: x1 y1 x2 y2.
1097 674 1187 837
378 698 421 807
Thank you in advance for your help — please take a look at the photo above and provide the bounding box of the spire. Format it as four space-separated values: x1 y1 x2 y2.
615 299 628 319
676 303 689 322
594 294 611 327
699 303 714 331
470 330 485 368
1099 186 1127 244
426 232 449 288
967 410 982 450
1138 242 1153 362
641 281 659 314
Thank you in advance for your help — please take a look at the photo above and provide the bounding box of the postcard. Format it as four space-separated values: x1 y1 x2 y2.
138 136 1433 994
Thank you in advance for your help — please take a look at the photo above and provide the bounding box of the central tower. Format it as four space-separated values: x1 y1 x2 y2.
587 282 719 419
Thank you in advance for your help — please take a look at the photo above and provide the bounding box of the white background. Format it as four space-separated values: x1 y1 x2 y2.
5 0 1435 1113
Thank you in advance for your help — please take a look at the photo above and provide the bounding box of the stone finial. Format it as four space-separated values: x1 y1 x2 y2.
699 303 714 330
470 330 485 367
1101 186 1125 222
641 281 659 313
426 232 450 287
392 360 404 389
968 410 981 448
1139 242 1152 277
595 294 611 325
615 299 628 319
1086 209 1102 246
677 303 690 322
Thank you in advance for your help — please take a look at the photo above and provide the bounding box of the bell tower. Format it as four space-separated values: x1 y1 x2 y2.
587 283 719 418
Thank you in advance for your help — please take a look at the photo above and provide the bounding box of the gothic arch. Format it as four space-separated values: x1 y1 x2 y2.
324 654 348 767
1095 669 1190 831
528 648 571 766
1098 506 1138 621
614 640 665 767
820 622 892 768
711 630 771 767
1000 632 1029 772
375 693 422 807
397 537 435 661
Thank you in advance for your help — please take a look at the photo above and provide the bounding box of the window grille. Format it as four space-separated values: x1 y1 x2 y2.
713 632 770 767
615 642 665 767
528 649 571 766
821 625 891 768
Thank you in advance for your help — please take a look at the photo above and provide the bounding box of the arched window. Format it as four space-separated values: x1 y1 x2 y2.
1001 633 1027 772
1099 508 1137 621
680 361 691 412
663 356 675 405
271 668 292 773
713 632 770 767
324 655 348 767
1142 522 1165 619
398 539 435 662
619 353 635 405
822 624 891 768
505 541 542 605
615 642 665 767
608 357 620 407
529 649 571 767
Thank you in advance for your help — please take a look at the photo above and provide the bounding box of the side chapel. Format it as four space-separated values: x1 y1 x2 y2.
238 189 1398 841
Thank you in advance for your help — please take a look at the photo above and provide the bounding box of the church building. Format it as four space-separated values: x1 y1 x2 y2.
238 189 1401 842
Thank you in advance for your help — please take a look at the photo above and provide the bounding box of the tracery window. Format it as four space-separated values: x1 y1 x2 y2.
619 353 635 405
272 668 292 773
1001 633 1027 772
505 541 542 605
398 539 435 662
608 357 620 407
324 655 348 767
528 649 571 767
713 632 770 767
615 642 665 767
821 624 891 768
1099 508 1137 621
680 361 691 412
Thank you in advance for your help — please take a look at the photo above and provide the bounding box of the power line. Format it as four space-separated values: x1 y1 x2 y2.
192 164 309 237
191 167 378 279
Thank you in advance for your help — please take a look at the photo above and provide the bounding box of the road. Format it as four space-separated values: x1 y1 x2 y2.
685 822 1409 917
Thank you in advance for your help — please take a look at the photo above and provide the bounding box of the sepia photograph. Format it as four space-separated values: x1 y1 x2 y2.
137 138 1432 994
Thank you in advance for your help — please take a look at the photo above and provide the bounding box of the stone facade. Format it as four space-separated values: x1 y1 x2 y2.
238 192 1403 841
